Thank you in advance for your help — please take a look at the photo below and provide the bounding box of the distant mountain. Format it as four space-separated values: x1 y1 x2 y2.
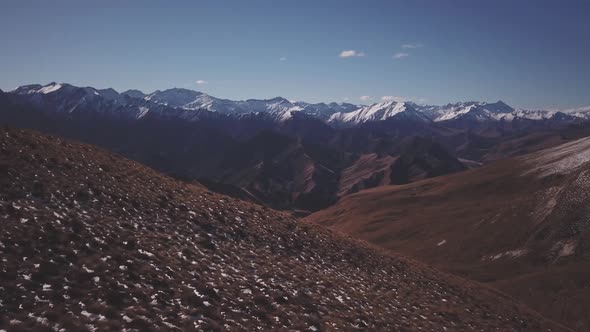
2 82 590 212
144 89 365 122
10 82 590 126
329 101 430 126
10 82 159 120
414 100 570 123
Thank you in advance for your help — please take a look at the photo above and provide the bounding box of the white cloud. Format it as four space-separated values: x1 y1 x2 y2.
381 96 406 102
401 43 423 49
339 50 365 58
195 80 208 85
280 57 287 61
393 52 409 59
562 105 590 113
359 95 373 101
343 97 350 101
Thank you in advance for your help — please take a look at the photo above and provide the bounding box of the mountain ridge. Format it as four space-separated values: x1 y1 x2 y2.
10 82 590 125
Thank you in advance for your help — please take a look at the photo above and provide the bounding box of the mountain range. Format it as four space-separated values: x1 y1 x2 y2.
2 82 590 213
9 82 590 125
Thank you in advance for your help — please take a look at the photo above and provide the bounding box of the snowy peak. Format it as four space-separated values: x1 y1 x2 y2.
424 101 517 123
12 82 63 95
7 82 590 125
12 82 123 100
7 82 160 120
329 101 429 125
145 88 206 108
144 89 301 118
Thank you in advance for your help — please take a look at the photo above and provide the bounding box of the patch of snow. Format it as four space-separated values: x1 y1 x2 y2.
558 240 576 257
137 106 150 119
38 83 63 94
524 137 590 176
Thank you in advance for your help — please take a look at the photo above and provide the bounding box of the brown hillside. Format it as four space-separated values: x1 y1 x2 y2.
0 127 571 331
306 136 590 331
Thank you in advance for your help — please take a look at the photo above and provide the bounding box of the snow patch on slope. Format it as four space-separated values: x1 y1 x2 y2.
38 83 63 94
523 137 590 176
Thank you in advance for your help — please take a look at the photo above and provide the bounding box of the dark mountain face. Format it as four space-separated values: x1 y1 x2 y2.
1 86 588 212
390 137 468 185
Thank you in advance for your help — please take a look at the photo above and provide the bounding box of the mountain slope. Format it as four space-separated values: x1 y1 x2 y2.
306 136 590 331
389 136 468 184
337 137 468 196
0 128 569 331
214 130 346 211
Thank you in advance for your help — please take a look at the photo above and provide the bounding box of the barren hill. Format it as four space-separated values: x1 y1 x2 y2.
0 128 569 331
306 136 590 331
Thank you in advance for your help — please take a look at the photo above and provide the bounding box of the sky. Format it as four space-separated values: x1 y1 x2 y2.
1 0 589 109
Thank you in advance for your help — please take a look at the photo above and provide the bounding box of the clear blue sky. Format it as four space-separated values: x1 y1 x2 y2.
1 0 589 109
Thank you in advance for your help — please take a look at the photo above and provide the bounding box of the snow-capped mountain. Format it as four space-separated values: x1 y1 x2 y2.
9 83 176 120
411 100 584 124
328 99 587 126
8 83 351 123
8 82 590 126
414 101 515 122
142 88 358 121
329 101 430 125
9 83 219 122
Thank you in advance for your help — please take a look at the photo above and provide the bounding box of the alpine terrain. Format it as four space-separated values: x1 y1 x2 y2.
2 83 590 213
0 128 570 331
307 135 590 331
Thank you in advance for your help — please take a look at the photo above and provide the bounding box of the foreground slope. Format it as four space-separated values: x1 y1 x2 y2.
307 136 590 331
0 128 567 331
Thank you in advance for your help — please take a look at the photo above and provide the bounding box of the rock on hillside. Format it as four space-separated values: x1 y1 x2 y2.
0 128 568 331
